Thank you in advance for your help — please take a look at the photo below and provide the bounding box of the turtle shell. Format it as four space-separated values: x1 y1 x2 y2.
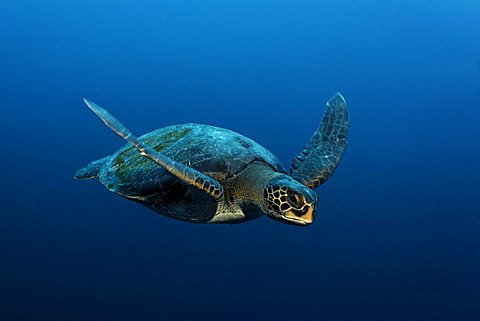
98 123 286 198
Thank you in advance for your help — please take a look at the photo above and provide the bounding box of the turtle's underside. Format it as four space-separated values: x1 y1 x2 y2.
75 93 349 226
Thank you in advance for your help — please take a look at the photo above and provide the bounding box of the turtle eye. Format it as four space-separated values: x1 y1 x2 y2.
286 190 303 208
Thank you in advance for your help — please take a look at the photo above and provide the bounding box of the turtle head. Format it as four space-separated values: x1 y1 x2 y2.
263 175 318 226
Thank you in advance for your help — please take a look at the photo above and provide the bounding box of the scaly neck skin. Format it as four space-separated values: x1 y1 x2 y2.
230 162 284 206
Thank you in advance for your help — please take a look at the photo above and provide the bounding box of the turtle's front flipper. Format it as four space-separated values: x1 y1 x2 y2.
290 93 349 189
82 99 224 200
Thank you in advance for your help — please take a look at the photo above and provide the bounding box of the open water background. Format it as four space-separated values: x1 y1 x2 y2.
1 0 479 320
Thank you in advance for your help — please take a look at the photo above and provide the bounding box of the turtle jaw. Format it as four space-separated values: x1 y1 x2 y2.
282 205 315 226
282 217 310 226
265 202 317 226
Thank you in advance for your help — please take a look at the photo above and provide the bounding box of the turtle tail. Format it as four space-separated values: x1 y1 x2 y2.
74 156 110 180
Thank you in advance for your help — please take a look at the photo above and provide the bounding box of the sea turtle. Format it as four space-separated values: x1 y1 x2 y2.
74 93 349 226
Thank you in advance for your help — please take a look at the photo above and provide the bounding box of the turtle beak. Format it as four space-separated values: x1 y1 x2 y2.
282 189 317 226
283 204 316 226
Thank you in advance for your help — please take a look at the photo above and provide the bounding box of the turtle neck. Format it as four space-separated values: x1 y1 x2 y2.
229 161 284 206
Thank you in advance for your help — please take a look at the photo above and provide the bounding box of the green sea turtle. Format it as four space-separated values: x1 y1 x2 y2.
74 93 349 226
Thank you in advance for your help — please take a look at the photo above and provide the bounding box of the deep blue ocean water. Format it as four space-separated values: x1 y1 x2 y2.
1 1 479 320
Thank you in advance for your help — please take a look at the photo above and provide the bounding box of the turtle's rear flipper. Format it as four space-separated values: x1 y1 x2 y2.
74 156 110 180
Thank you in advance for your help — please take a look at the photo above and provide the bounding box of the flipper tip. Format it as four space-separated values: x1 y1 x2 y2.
82 98 107 119
334 92 346 102
83 98 95 110
327 92 347 108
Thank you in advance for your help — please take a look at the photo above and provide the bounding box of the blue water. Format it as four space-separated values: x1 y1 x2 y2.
1 1 479 320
